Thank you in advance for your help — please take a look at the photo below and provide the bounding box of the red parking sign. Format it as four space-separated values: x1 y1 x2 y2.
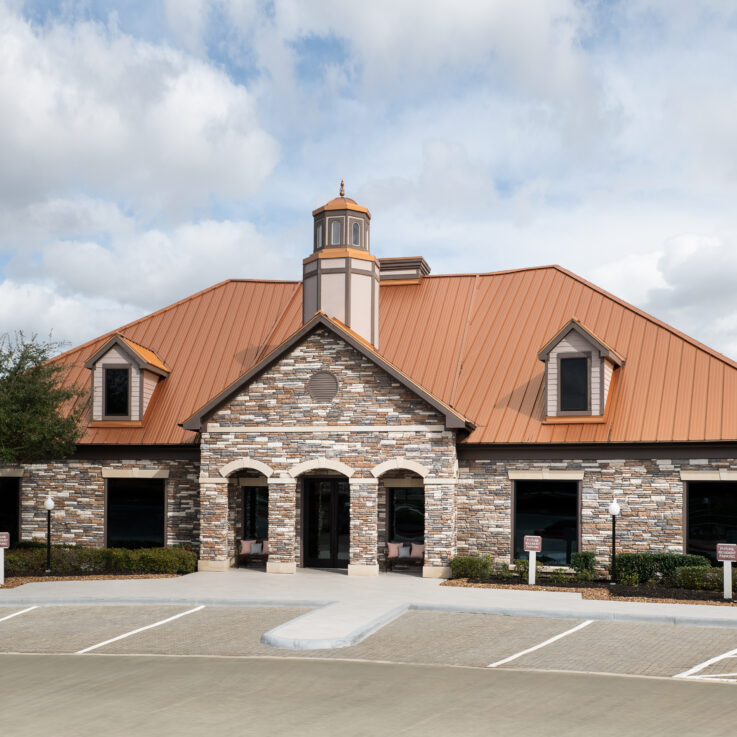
524 535 542 552
0 533 9 549
717 544 737 562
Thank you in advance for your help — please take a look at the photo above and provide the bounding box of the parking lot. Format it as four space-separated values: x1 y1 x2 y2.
1 604 736 683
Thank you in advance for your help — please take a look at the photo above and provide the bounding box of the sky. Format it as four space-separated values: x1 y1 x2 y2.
1 1 737 358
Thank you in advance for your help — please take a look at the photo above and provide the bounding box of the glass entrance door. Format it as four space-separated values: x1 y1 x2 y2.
0 478 20 548
304 477 350 568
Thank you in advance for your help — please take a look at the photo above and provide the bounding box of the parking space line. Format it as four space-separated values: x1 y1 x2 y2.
75 606 205 654
0 606 38 623
674 648 737 682
487 620 594 668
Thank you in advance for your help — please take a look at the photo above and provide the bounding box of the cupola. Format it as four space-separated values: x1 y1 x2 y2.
303 181 380 348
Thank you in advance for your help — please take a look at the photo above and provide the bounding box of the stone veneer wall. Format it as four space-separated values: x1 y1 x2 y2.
457 456 737 569
14 458 200 550
199 327 458 570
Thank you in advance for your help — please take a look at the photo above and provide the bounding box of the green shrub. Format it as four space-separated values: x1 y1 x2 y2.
614 553 710 585
672 566 737 591
490 563 515 580
4 546 197 577
450 555 490 580
571 551 596 574
546 569 574 585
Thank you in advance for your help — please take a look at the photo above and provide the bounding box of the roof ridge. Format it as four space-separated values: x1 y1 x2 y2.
550 265 737 372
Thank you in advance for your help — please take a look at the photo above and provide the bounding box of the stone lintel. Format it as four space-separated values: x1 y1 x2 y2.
347 564 379 576
266 561 297 574
103 468 170 479
199 475 228 484
508 470 584 481
680 469 737 481
0 468 24 477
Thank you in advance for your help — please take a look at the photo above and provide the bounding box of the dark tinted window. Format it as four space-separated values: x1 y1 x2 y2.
105 368 129 416
0 477 20 547
389 488 424 543
688 482 737 564
514 481 578 564
243 488 269 540
560 357 588 412
107 479 165 548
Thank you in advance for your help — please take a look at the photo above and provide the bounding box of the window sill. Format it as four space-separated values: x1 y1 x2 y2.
89 420 144 428
542 415 606 425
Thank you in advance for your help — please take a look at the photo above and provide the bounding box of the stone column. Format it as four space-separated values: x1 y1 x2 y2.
197 475 230 571
266 476 298 574
348 477 379 576
423 479 457 578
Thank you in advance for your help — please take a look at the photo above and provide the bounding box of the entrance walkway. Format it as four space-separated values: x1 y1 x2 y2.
2 568 737 649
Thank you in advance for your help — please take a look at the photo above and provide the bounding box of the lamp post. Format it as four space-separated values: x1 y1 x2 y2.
608 500 621 584
43 495 55 573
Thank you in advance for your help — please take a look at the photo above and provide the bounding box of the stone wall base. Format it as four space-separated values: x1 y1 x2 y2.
422 565 451 579
347 564 379 576
198 558 231 571
266 560 297 574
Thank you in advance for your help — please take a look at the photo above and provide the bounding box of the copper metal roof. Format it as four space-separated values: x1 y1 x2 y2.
311 197 371 217
56 265 737 446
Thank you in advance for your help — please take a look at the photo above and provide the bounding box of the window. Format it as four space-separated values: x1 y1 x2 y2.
316 223 323 249
107 478 165 548
0 477 20 548
559 356 588 412
688 482 737 564
351 221 361 246
388 487 424 543
105 367 129 417
514 481 578 565
243 487 269 539
330 219 342 245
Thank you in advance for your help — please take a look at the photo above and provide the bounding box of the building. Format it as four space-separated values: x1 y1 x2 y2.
2 186 737 576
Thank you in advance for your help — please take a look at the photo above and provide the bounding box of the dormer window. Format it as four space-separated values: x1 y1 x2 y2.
105 368 130 417
85 334 170 423
538 318 624 419
559 356 588 412
331 220 342 245
352 221 360 246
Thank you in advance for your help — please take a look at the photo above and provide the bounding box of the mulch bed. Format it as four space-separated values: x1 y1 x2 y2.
442 578 737 606
0 574 179 589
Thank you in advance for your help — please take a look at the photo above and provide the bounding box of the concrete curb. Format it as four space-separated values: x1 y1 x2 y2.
0 597 330 609
261 603 409 650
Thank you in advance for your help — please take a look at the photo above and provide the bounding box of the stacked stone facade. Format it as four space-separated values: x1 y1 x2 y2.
12 458 200 549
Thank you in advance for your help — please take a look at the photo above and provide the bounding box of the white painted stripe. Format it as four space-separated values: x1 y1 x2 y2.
674 645 737 679
487 620 594 668
0 606 38 622
76 606 205 654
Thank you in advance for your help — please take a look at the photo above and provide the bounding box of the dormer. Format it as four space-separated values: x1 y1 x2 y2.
538 319 624 418
84 335 170 422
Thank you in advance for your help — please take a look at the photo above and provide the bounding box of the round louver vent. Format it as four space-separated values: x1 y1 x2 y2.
307 371 339 402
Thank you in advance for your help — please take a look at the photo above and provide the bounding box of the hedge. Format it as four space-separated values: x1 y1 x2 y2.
571 551 596 574
450 555 491 580
672 566 737 591
5 546 197 577
614 552 710 585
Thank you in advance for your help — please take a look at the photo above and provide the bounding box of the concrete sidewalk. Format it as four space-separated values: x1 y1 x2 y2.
2 568 737 649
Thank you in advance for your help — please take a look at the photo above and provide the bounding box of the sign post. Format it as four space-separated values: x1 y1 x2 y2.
0 533 9 587
524 535 542 585
717 544 737 600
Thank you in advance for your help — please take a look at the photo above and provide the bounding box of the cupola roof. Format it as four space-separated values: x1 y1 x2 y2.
312 180 371 217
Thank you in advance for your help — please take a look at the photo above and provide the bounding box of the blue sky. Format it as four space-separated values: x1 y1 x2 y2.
2 0 737 357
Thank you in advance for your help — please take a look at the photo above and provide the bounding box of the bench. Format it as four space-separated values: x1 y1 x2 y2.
385 542 424 572
237 539 269 568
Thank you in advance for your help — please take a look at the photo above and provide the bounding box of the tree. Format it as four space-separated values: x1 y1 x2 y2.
0 333 87 465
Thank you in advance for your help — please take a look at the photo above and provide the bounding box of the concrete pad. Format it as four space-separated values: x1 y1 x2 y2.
98 607 310 656
502 620 737 677
3 655 737 737
0 606 192 654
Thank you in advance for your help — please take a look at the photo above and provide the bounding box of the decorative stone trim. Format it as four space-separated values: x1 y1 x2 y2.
197 559 230 571
102 468 170 479
422 565 452 579
424 477 458 486
239 477 268 487
348 564 379 576
206 424 446 433
219 457 274 478
371 458 429 478
507 470 585 480
288 457 355 479
680 469 737 481
380 478 423 487
266 560 297 574
199 475 228 484
0 468 23 477
268 476 299 485
350 477 378 486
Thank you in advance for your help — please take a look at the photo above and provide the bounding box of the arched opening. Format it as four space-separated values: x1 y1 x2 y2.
377 470 425 571
226 469 270 566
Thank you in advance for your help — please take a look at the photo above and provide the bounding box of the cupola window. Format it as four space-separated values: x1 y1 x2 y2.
105 367 130 417
352 221 360 247
316 223 323 249
331 220 342 245
559 356 589 412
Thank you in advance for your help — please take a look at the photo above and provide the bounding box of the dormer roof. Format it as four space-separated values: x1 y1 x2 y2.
84 334 170 376
538 318 625 366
